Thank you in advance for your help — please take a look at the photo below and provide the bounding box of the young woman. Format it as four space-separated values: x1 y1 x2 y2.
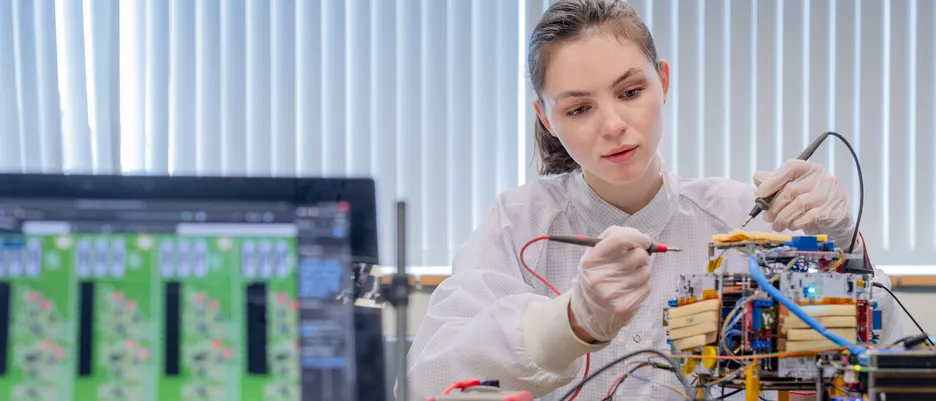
405 1 903 400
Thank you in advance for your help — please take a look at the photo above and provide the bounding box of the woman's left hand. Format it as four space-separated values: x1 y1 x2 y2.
752 159 857 249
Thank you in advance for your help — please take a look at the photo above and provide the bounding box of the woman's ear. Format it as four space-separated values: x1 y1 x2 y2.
657 60 670 103
532 101 556 136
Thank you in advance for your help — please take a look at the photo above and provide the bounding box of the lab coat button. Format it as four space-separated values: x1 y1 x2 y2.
633 334 640 343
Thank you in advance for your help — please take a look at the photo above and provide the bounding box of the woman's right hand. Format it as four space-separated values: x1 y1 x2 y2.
568 226 652 342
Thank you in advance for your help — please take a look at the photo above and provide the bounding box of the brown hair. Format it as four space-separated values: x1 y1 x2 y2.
528 0 660 175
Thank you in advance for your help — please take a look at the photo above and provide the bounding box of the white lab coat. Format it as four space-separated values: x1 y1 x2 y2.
404 168 903 401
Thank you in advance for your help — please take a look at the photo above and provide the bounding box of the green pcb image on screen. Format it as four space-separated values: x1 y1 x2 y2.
0 231 301 401
0 235 76 401
157 234 299 401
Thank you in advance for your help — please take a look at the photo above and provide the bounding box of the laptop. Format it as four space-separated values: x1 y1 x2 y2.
0 173 384 401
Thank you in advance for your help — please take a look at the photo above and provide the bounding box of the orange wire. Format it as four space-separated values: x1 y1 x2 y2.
519 235 589 401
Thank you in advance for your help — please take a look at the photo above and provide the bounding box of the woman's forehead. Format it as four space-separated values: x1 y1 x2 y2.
541 34 650 96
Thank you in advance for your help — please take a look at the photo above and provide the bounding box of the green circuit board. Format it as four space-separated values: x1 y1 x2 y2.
0 233 299 401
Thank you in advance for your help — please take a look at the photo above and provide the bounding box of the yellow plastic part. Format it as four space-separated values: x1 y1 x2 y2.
707 256 723 272
744 364 760 401
701 346 717 369
712 229 828 244
682 357 698 375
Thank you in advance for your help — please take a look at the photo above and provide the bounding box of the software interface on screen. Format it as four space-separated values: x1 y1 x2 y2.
0 198 356 401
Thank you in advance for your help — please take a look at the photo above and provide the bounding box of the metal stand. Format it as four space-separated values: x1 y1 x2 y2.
386 201 411 401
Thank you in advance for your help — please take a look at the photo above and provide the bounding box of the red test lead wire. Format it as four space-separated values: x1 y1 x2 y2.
440 234 677 401
545 234 681 254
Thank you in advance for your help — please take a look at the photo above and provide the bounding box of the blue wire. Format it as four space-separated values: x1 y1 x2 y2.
747 256 867 355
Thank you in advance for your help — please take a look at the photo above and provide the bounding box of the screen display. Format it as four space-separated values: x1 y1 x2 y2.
0 198 356 401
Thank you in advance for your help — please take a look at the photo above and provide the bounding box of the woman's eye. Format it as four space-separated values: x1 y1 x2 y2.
566 106 588 116
621 88 643 98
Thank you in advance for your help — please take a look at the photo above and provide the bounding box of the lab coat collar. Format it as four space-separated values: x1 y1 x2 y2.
570 166 680 240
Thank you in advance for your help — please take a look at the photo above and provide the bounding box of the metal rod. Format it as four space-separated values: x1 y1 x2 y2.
395 201 409 401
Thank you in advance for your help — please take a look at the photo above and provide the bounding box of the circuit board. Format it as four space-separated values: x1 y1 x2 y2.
664 232 880 394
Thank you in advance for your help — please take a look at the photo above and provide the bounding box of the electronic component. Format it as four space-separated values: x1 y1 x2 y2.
666 231 873 392
864 350 936 400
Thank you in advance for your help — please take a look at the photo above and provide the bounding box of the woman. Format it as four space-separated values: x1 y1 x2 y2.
405 1 903 400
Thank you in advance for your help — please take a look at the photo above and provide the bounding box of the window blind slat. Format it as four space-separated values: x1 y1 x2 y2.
86 0 117 173
916 0 936 252
61 0 93 172
754 1 777 173
12 0 36 172
888 0 912 256
703 0 728 179
34 0 61 172
729 0 754 182
395 0 421 264
220 0 246 176
832 0 859 229
675 0 701 177
1 0 22 172
781 0 806 161
347 0 370 177
858 0 885 254
471 0 498 227
118 0 145 173
144 0 169 174
322 0 346 176
421 0 448 265
296 0 323 176
446 0 472 260
195 0 221 175
169 0 196 175
495 0 519 195
371 0 398 266
270 0 296 177
808 0 834 175
246 0 271 176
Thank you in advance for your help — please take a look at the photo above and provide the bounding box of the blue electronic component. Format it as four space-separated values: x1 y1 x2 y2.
786 236 819 251
668 299 678 308
752 340 771 350
752 299 775 308
804 285 818 298
784 236 836 252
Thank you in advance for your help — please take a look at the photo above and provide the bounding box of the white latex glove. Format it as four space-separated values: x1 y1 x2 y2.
569 226 652 342
753 159 857 249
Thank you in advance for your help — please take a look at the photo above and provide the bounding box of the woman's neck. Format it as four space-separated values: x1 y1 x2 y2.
582 156 664 215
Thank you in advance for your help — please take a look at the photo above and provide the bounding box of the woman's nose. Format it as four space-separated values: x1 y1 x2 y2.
598 107 627 137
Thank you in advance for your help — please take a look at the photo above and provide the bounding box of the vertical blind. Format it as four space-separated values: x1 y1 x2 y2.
0 0 934 274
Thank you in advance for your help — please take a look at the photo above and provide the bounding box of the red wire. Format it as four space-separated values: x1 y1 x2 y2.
519 235 589 401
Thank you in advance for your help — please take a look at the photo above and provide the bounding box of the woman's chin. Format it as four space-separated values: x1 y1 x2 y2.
602 160 648 184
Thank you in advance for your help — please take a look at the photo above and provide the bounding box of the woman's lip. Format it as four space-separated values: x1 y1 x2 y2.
602 146 638 163
604 145 638 157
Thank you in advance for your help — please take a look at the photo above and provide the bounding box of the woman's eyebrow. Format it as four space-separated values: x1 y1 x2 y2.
609 67 644 87
554 67 645 100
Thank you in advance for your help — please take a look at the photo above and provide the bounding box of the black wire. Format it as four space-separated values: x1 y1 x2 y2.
872 282 935 346
823 132 862 254
712 388 742 400
557 349 698 401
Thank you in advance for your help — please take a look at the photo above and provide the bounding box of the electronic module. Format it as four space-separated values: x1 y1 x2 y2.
665 230 936 400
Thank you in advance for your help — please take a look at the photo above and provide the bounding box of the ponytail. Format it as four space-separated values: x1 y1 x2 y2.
533 117 579 175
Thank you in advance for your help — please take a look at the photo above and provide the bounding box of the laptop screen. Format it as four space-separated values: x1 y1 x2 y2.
0 196 358 401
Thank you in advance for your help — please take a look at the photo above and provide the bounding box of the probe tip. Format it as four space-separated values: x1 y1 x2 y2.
741 215 752 228
667 247 682 252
